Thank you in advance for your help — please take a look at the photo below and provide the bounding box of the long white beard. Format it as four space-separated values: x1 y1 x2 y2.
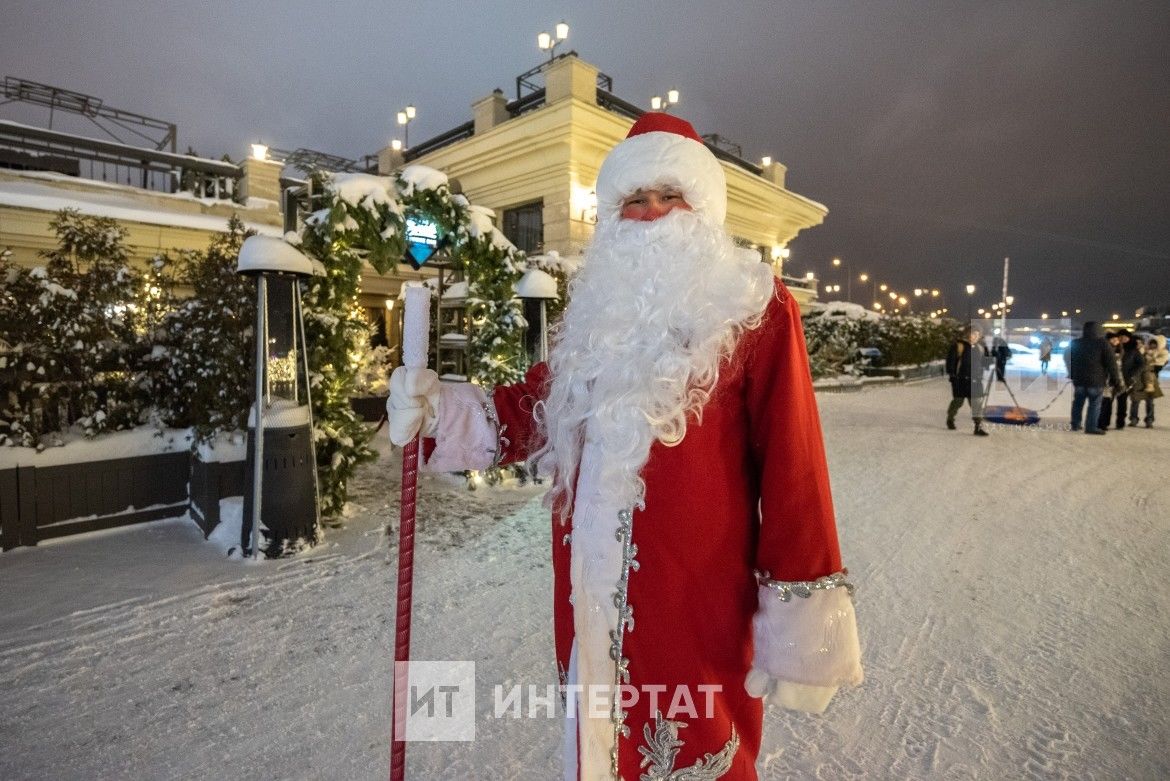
533 209 775 514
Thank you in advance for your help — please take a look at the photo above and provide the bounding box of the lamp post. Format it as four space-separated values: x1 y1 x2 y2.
516 261 560 362
396 104 416 149
537 20 569 62
965 284 976 323
650 88 680 112
860 273 876 307
831 257 851 302
236 236 322 559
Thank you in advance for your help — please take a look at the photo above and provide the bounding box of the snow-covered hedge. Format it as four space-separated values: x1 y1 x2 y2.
152 217 253 441
802 303 956 379
0 212 158 448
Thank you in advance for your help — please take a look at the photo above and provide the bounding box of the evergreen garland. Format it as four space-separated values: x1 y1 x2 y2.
297 167 527 508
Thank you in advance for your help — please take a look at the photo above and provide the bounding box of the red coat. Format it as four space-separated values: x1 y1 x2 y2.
491 279 848 780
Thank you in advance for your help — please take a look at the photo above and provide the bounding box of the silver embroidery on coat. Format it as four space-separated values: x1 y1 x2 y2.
754 569 855 602
638 710 739 781
609 507 639 778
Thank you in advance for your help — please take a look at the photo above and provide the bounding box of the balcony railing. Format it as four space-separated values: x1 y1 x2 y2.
0 119 239 199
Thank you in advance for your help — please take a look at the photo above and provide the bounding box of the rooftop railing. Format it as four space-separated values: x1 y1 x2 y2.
0 119 239 199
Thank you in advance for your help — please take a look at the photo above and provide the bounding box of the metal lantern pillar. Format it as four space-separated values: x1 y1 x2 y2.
516 264 560 363
237 236 321 558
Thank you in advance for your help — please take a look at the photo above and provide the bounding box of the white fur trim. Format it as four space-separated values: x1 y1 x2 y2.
569 432 626 779
423 382 497 472
750 585 863 688
595 131 727 225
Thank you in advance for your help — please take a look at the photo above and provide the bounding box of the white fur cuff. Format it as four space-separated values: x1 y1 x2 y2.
750 584 863 688
423 383 498 472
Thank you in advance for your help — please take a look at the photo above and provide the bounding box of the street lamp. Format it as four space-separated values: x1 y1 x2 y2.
965 284 976 322
860 272 876 304
829 257 852 302
396 104 416 148
650 88 680 112
537 21 569 62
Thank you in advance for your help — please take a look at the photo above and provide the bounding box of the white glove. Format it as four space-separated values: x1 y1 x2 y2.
387 367 440 446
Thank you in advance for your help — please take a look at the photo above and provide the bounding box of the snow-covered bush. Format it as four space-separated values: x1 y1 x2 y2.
353 343 394 396
862 315 954 367
0 212 153 447
801 303 954 379
803 316 866 379
154 217 255 441
457 202 526 388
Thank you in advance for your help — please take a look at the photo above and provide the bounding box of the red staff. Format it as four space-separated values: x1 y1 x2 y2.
390 284 431 781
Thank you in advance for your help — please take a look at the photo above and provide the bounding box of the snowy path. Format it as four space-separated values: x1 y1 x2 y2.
1 378 1167 780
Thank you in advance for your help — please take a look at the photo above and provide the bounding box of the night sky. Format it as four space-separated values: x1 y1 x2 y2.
2 1 1167 322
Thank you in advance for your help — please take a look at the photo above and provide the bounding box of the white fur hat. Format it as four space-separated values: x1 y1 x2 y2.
595 113 727 226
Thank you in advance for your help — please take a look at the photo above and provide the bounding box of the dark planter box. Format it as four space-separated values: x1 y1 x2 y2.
1 451 190 550
350 395 388 423
189 455 247 537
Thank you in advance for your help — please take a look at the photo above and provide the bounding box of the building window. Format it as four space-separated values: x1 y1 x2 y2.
503 201 544 253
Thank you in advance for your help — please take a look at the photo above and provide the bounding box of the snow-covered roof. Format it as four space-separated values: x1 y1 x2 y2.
0 171 282 237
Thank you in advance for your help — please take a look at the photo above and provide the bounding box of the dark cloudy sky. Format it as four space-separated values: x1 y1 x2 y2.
3 1 1167 321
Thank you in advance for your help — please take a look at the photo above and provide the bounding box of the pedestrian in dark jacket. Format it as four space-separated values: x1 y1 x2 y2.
1097 332 1124 429
992 336 1011 382
1066 322 1124 434
945 325 990 436
1112 330 1143 430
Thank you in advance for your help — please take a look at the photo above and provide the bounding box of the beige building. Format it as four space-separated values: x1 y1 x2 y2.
1 56 827 319
384 54 827 309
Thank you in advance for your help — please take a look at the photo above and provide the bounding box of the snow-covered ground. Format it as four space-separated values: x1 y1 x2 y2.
1 376 1167 780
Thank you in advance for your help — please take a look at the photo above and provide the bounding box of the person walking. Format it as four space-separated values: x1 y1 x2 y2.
946 325 991 436
1066 322 1124 434
1039 336 1053 374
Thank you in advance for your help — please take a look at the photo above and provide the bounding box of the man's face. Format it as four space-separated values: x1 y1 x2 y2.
619 187 692 221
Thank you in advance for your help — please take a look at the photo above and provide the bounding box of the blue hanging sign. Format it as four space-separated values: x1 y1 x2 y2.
404 215 443 269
